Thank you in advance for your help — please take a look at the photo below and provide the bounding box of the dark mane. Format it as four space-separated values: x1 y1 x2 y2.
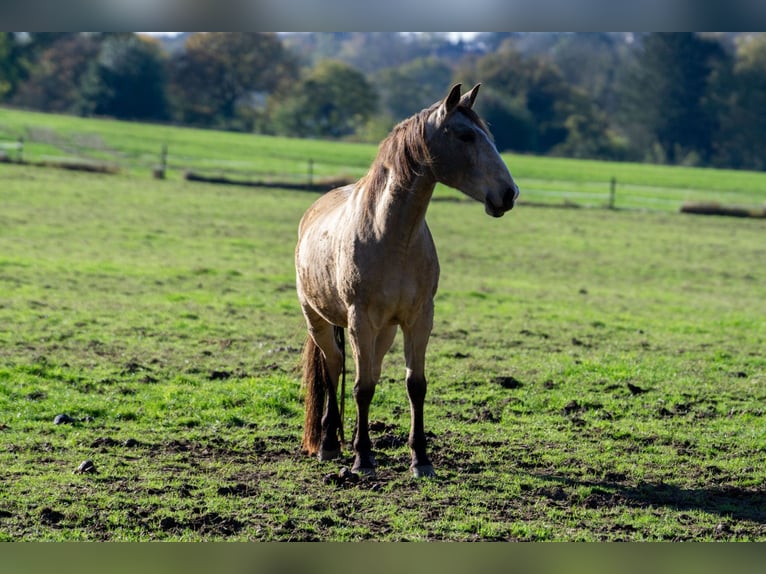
356 107 432 213
357 103 490 216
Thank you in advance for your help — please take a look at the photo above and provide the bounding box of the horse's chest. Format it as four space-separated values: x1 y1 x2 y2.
342 239 439 319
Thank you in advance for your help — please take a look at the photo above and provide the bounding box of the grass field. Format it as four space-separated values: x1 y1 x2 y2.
1 108 765 541
3 106 766 210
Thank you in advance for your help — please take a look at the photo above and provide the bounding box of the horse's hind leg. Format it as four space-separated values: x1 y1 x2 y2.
304 312 344 461
372 326 397 382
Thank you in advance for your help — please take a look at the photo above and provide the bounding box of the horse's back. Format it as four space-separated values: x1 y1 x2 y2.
298 184 353 238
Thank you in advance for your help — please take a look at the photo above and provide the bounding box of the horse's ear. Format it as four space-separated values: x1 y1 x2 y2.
443 83 462 115
460 83 481 109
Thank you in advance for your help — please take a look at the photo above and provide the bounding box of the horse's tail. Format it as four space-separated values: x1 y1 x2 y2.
301 326 346 456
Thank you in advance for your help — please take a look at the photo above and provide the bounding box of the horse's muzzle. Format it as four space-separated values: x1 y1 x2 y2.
485 185 519 218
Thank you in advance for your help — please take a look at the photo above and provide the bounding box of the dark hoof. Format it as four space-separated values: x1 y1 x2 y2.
352 453 377 477
412 464 435 479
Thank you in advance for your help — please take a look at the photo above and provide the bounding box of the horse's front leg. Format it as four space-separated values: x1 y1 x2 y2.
403 302 435 478
348 309 377 475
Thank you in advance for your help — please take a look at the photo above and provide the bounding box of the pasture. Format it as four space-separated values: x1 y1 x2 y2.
1 112 765 541
3 106 766 210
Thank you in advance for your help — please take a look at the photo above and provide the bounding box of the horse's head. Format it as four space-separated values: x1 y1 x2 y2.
426 83 519 218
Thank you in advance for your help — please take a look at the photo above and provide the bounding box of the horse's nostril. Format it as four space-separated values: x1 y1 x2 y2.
504 187 517 209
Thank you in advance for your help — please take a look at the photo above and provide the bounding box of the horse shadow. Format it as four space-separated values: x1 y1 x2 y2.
533 472 766 525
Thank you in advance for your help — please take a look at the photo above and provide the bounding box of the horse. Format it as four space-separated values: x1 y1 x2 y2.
295 83 519 478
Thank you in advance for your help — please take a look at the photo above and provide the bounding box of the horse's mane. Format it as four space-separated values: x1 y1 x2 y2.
357 103 490 216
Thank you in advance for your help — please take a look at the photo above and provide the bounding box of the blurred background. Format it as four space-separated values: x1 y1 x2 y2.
3 31 766 171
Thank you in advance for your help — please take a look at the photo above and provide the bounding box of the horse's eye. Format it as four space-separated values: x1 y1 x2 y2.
457 131 476 143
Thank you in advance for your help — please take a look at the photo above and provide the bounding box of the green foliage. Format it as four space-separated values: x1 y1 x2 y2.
715 34 766 170
0 32 32 101
456 43 607 157
552 109 631 161
301 32 435 75
7 32 766 169
269 60 378 139
618 33 732 164
167 33 298 131
77 34 169 121
476 87 539 153
11 34 102 114
375 57 454 121
547 33 627 112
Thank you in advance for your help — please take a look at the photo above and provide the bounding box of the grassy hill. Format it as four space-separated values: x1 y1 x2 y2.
2 106 766 212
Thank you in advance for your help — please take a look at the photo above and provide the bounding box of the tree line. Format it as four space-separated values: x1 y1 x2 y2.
2 32 766 171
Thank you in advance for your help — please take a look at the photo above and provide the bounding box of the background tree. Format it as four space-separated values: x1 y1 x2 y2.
472 87 538 153
713 34 766 170
617 33 731 164
77 34 169 121
551 107 630 160
0 33 32 101
13 34 102 113
453 41 540 153
470 33 524 53
280 33 352 67
6 32 766 170
284 32 431 74
374 57 454 122
456 39 612 157
547 33 628 115
168 33 298 130
269 60 377 139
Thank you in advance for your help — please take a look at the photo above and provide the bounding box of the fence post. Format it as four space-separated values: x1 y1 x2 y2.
17 136 24 163
307 158 314 191
609 176 616 209
153 144 167 179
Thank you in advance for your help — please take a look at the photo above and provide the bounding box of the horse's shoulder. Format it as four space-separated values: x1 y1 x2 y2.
299 185 353 235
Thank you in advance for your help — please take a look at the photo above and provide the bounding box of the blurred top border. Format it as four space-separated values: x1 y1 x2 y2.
2 0 766 32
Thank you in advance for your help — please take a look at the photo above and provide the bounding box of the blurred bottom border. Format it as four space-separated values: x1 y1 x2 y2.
1 542 764 574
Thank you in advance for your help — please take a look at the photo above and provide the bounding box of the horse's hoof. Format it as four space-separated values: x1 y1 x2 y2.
318 448 341 461
412 464 436 479
351 453 376 475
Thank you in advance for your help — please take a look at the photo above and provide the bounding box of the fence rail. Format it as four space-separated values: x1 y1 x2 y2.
2 137 764 215
512 177 766 214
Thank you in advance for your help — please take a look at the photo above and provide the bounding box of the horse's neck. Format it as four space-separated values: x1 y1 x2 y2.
368 171 436 243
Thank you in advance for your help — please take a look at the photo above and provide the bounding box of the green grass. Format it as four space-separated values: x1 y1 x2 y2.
0 107 374 182
514 155 766 209
0 110 765 541
3 106 766 210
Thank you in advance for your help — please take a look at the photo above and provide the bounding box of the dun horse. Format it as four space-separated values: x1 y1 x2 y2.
295 84 519 478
